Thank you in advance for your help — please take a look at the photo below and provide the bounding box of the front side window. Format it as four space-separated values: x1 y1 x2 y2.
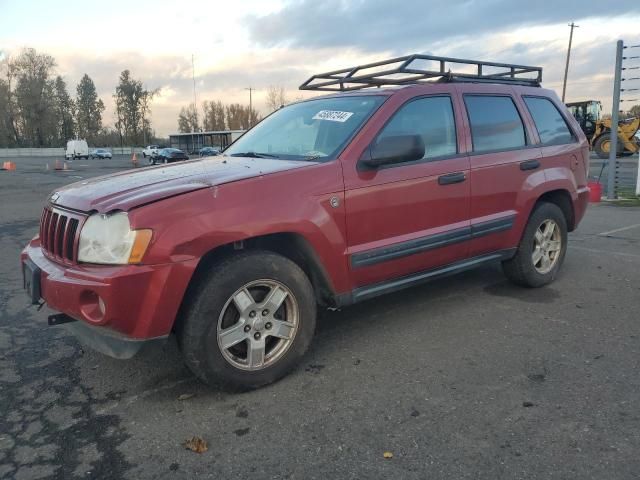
465 95 526 153
376 96 457 161
224 95 385 161
524 96 575 146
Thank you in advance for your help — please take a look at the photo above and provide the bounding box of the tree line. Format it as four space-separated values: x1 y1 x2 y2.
177 101 261 132
0 48 159 148
177 85 290 133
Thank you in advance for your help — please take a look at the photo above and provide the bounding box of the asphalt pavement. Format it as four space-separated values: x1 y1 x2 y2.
1 155 639 479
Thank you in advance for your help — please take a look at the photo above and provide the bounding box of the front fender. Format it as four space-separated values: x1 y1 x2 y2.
128 161 350 294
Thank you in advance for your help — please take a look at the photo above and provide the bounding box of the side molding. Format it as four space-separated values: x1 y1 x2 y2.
351 215 515 269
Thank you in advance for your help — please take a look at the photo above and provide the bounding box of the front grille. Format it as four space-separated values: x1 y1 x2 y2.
40 206 84 263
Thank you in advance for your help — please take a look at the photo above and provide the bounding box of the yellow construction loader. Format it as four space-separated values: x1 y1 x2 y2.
566 100 640 159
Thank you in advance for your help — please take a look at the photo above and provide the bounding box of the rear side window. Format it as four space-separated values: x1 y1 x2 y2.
377 96 457 160
464 95 526 153
523 96 575 145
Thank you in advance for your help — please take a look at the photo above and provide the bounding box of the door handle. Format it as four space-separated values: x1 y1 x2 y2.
520 159 541 171
438 172 466 185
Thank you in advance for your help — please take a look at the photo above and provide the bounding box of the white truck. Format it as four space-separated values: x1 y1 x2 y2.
65 139 89 160
142 145 160 158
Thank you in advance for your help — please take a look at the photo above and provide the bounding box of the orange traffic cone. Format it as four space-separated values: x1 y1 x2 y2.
2 161 16 171
54 159 63 170
131 152 138 167
63 162 69 170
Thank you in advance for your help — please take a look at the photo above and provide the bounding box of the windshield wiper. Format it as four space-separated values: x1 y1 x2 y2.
227 152 279 159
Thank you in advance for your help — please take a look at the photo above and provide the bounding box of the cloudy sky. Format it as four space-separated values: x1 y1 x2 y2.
1 0 640 136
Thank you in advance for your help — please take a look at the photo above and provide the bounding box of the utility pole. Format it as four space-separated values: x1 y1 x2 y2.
192 54 198 151
608 40 624 200
245 87 254 127
562 22 578 102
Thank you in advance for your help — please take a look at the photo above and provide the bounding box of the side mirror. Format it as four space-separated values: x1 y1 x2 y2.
361 134 425 169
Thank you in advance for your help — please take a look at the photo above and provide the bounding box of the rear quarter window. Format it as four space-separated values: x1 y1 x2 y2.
464 95 527 153
523 96 575 146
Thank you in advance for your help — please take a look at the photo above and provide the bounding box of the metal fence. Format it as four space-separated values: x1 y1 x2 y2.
0 147 144 158
589 156 639 196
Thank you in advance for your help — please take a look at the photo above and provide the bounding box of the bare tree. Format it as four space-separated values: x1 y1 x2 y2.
265 85 288 113
114 70 158 145
225 104 260 130
12 49 58 146
178 103 199 133
202 100 226 131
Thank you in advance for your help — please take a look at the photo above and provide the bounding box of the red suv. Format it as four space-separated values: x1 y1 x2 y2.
22 55 589 389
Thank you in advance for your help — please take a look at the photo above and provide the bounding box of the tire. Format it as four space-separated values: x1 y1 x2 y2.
502 202 568 288
594 133 624 159
177 250 317 390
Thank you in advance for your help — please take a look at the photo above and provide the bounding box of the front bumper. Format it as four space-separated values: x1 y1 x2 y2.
21 239 197 357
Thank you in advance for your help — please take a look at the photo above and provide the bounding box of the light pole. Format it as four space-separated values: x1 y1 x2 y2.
192 54 198 151
245 87 254 127
562 22 579 102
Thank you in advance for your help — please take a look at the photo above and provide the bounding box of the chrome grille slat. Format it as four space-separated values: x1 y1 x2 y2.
39 206 86 264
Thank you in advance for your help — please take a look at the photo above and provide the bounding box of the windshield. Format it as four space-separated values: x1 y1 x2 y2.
224 95 385 160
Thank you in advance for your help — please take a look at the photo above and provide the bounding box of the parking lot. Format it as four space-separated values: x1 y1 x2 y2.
1 155 639 479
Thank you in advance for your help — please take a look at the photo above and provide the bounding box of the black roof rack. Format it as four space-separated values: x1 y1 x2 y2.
299 54 542 92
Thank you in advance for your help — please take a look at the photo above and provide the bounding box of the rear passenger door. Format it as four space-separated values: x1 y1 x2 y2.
344 94 471 288
461 92 543 258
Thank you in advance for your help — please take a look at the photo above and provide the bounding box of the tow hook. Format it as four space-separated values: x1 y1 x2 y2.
48 313 77 326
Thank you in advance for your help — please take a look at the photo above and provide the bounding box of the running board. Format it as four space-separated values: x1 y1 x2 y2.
339 249 516 306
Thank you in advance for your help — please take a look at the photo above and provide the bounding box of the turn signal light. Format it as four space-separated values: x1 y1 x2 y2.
128 229 153 264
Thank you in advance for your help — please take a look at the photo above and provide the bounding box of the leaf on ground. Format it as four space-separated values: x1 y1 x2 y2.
383 451 393 459
184 436 208 453
178 393 195 401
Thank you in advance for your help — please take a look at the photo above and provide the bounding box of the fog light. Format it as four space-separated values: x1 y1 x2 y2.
79 290 106 323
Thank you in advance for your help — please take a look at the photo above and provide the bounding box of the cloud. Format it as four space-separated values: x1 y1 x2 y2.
245 0 640 52
5 0 640 136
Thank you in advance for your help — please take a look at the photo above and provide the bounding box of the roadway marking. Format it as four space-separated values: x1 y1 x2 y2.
570 245 640 259
598 223 640 237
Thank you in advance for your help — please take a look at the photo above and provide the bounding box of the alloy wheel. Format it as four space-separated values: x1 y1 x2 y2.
216 279 299 371
532 219 562 274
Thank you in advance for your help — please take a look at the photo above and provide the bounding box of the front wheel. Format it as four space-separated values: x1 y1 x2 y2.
502 202 568 287
594 133 624 159
178 251 316 390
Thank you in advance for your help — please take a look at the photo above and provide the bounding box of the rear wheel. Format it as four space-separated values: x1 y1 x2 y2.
178 251 316 390
502 202 568 287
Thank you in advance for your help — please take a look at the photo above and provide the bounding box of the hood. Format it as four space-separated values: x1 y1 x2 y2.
51 156 317 213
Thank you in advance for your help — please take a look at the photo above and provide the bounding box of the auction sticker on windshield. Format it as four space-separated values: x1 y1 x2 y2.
312 110 354 122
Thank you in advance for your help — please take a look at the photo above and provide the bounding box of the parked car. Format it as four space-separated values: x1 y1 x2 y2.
152 148 189 164
21 54 590 390
199 146 221 157
89 148 112 159
65 139 89 160
142 145 160 158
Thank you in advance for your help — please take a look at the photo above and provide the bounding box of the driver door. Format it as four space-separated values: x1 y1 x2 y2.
343 93 471 288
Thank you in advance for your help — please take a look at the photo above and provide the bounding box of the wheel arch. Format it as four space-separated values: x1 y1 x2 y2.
181 232 338 311
535 188 576 231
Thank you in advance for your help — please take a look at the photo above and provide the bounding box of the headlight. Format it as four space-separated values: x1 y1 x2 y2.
78 212 152 265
